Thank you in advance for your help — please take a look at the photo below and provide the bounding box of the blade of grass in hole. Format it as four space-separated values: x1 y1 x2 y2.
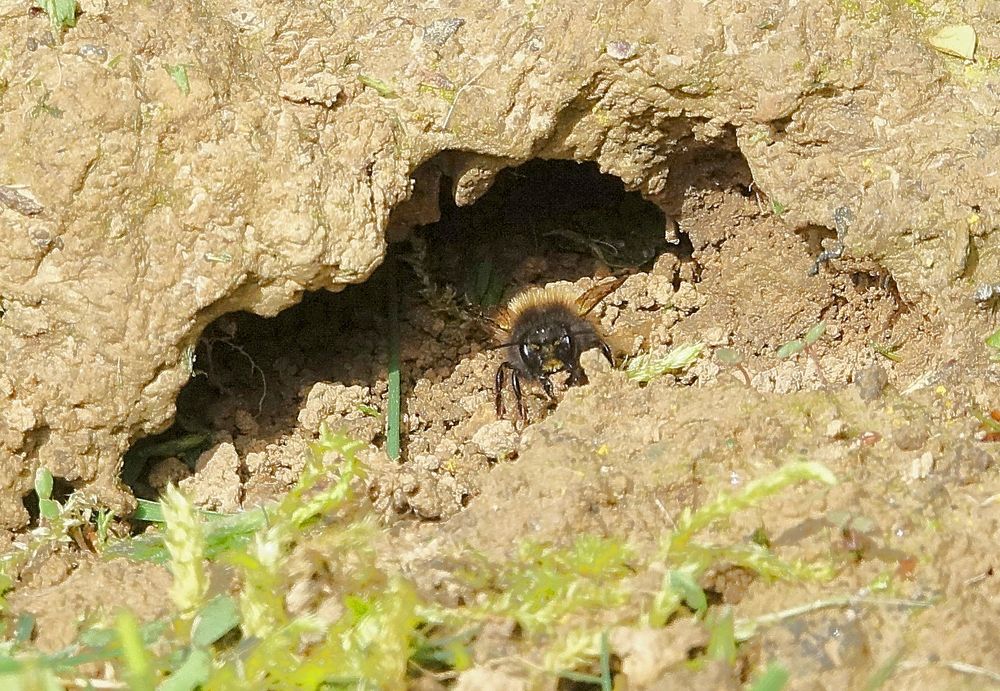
132 498 226 523
468 258 505 306
122 432 212 486
387 260 402 461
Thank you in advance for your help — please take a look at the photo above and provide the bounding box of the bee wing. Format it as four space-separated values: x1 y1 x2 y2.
488 306 514 342
575 275 627 316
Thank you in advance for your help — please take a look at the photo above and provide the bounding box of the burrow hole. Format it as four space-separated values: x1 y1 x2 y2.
125 146 762 518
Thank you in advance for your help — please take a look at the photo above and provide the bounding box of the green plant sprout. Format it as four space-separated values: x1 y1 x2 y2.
626 342 704 383
34 468 59 522
647 461 838 628
29 89 62 119
160 485 209 622
0 469 109 598
777 321 829 386
715 347 752 386
355 403 380 417
164 64 191 95
870 339 904 362
357 74 398 98
707 607 737 664
34 0 77 33
749 661 791 691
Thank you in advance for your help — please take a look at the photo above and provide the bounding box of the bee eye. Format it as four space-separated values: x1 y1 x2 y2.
519 343 533 362
560 333 571 347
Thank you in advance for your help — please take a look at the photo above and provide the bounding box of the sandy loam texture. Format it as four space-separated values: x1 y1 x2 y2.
1 0 1000 686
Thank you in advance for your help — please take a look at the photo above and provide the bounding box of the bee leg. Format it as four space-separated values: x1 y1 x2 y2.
511 369 527 421
541 376 556 401
600 342 614 365
495 362 510 417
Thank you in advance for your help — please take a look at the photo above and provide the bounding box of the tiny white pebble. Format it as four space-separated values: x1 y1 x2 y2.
606 40 637 60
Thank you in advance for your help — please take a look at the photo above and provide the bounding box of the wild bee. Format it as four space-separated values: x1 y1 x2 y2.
493 277 625 420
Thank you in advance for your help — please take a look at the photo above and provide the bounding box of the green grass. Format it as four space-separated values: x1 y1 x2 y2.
34 0 77 33
164 64 191 96
0 436 862 688
387 263 402 461
357 74 398 98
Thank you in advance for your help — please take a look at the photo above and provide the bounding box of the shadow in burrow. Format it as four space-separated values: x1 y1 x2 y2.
121 143 756 507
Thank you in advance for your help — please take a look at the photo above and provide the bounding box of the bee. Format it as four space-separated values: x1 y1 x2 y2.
492 277 625 420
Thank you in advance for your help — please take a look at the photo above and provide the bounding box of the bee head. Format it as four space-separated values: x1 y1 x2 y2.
518 324 574 374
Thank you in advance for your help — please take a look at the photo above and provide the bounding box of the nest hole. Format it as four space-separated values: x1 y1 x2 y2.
123 153 753 516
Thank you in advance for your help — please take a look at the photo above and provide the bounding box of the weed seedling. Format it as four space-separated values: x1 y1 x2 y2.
777 321 830 387
0 440 855 688
715 347 752 386
357 74 398 98
749 661 791 691
34 0 77 34
164 64 191 95
29 89 62 119
870 339 903 362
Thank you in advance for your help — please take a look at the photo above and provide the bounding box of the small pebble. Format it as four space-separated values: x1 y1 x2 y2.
907 451 935 481
423 18 465 47
854 363 888 402
78 44 108 61
606 40 637 60
894 423 928 452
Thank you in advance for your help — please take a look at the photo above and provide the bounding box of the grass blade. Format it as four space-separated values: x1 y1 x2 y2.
134 498 166 523
108 507 269 563
192 595 240 647
116 612 156 689
749 661 790 691
387 261 402 461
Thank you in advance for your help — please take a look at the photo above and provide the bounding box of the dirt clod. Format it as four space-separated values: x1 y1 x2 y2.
854 363 889 402
179 442 242 513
